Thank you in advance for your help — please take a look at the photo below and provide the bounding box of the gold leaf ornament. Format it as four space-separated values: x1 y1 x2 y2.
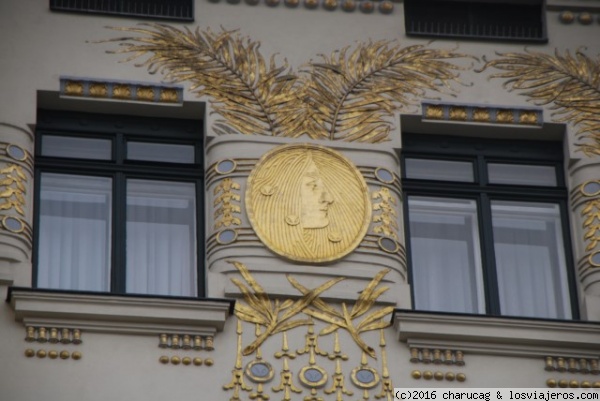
104 25 472 143
480 49 600 154
104 24 307 138
229 260 344 355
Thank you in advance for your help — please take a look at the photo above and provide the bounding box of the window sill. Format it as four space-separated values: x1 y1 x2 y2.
7 288 234 336
394 310 600 357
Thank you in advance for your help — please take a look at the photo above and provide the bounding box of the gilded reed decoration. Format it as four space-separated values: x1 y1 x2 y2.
214 178 242 230
225 260 394 401
481 49 600 155
104 24 470 143
245 143 371 263
0 164 27 216
372 187 398 240
579 180 600 270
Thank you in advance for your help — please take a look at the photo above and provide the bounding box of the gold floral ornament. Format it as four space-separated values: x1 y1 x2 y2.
0 164 27 216
230 260 344 356
289 269 393 358
103 24 471 143
246 143 371 263
480 49 600 156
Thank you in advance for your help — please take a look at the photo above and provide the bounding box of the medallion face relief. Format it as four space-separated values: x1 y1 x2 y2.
246 144 371 263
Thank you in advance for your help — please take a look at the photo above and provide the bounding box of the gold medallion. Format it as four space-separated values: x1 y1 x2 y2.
246 144 371 263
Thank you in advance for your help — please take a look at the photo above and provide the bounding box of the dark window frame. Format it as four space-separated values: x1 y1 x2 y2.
49 0 194 22
33 110 205 297
401 133 579 319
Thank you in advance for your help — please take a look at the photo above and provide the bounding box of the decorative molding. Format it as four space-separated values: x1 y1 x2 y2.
572 181 600 271
24 349 82 361
158 334 214 351
8 288 233 336
546 378 600 388
213 0 396 14
214 178 242 230
372 187 399 240
25 326 82 344
409 347 465 366
223 261 394 401
545 356 600 374
245 144 371 263
422 102 543 126
394 311 600 357
158 355 212 366
60 76 183 104
104 24 471 143
411 370 466 382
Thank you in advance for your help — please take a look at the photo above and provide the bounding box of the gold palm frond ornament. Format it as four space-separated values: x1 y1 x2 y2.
105 24 306 138
230 261 344 356
104 24 471 143
481 49 600 156
302 42 471 142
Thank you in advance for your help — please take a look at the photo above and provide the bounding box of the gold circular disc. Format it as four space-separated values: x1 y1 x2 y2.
246 143 371 263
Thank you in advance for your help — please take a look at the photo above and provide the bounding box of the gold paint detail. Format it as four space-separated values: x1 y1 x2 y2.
214 178 242 230
411 370 422 380
449 107 468 121
456 373 467 382
182 357 192 365
578 181 600 267
481 50 600 156
423 371 433 380
246 144 371 263
25 349 35 358
519 110 538 125
159 356 169 364
158 333 212 351
372 187 399 240
545 356 600 374
65 81 84 96
496 109 515 124
89 83 108 97
472 108 491 122
72 351 82 360
0 164 27 216
24 327 81 345
225 261 395 400
113 84 131 99
205 358 214 366
106 24 470 143
425 104 444 120
59 351 70 360
160 88 178 103
409 348 465 365
37 350 47 358
193 357 203 366
136 86 155 101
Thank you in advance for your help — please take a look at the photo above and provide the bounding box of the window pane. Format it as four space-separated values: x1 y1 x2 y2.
492 201 571 319
488 163 557 186
405 158 474 182
126 179 197 297
41 135 112 160
127 142 195 164
408 196 485 314
37 173 112 291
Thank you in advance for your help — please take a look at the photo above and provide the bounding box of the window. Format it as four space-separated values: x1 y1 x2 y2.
34 110 204 297
49 0 194 21
404 0 546 42
402 134 577 319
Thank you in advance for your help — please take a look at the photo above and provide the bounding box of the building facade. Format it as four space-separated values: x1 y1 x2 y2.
1 0 600 399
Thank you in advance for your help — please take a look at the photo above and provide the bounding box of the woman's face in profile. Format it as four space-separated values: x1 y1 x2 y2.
300 159 334 229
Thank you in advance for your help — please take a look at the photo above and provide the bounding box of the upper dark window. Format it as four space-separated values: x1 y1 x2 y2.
50 0 194 21
34 110 204 297
404 0 546 42
402 134 577 320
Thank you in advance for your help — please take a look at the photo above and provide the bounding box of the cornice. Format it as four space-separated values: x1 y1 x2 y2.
394 310 600 358
8 288 234 336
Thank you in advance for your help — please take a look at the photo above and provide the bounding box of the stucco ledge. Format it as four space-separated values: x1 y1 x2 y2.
394 310 600 358
7 287 234 336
